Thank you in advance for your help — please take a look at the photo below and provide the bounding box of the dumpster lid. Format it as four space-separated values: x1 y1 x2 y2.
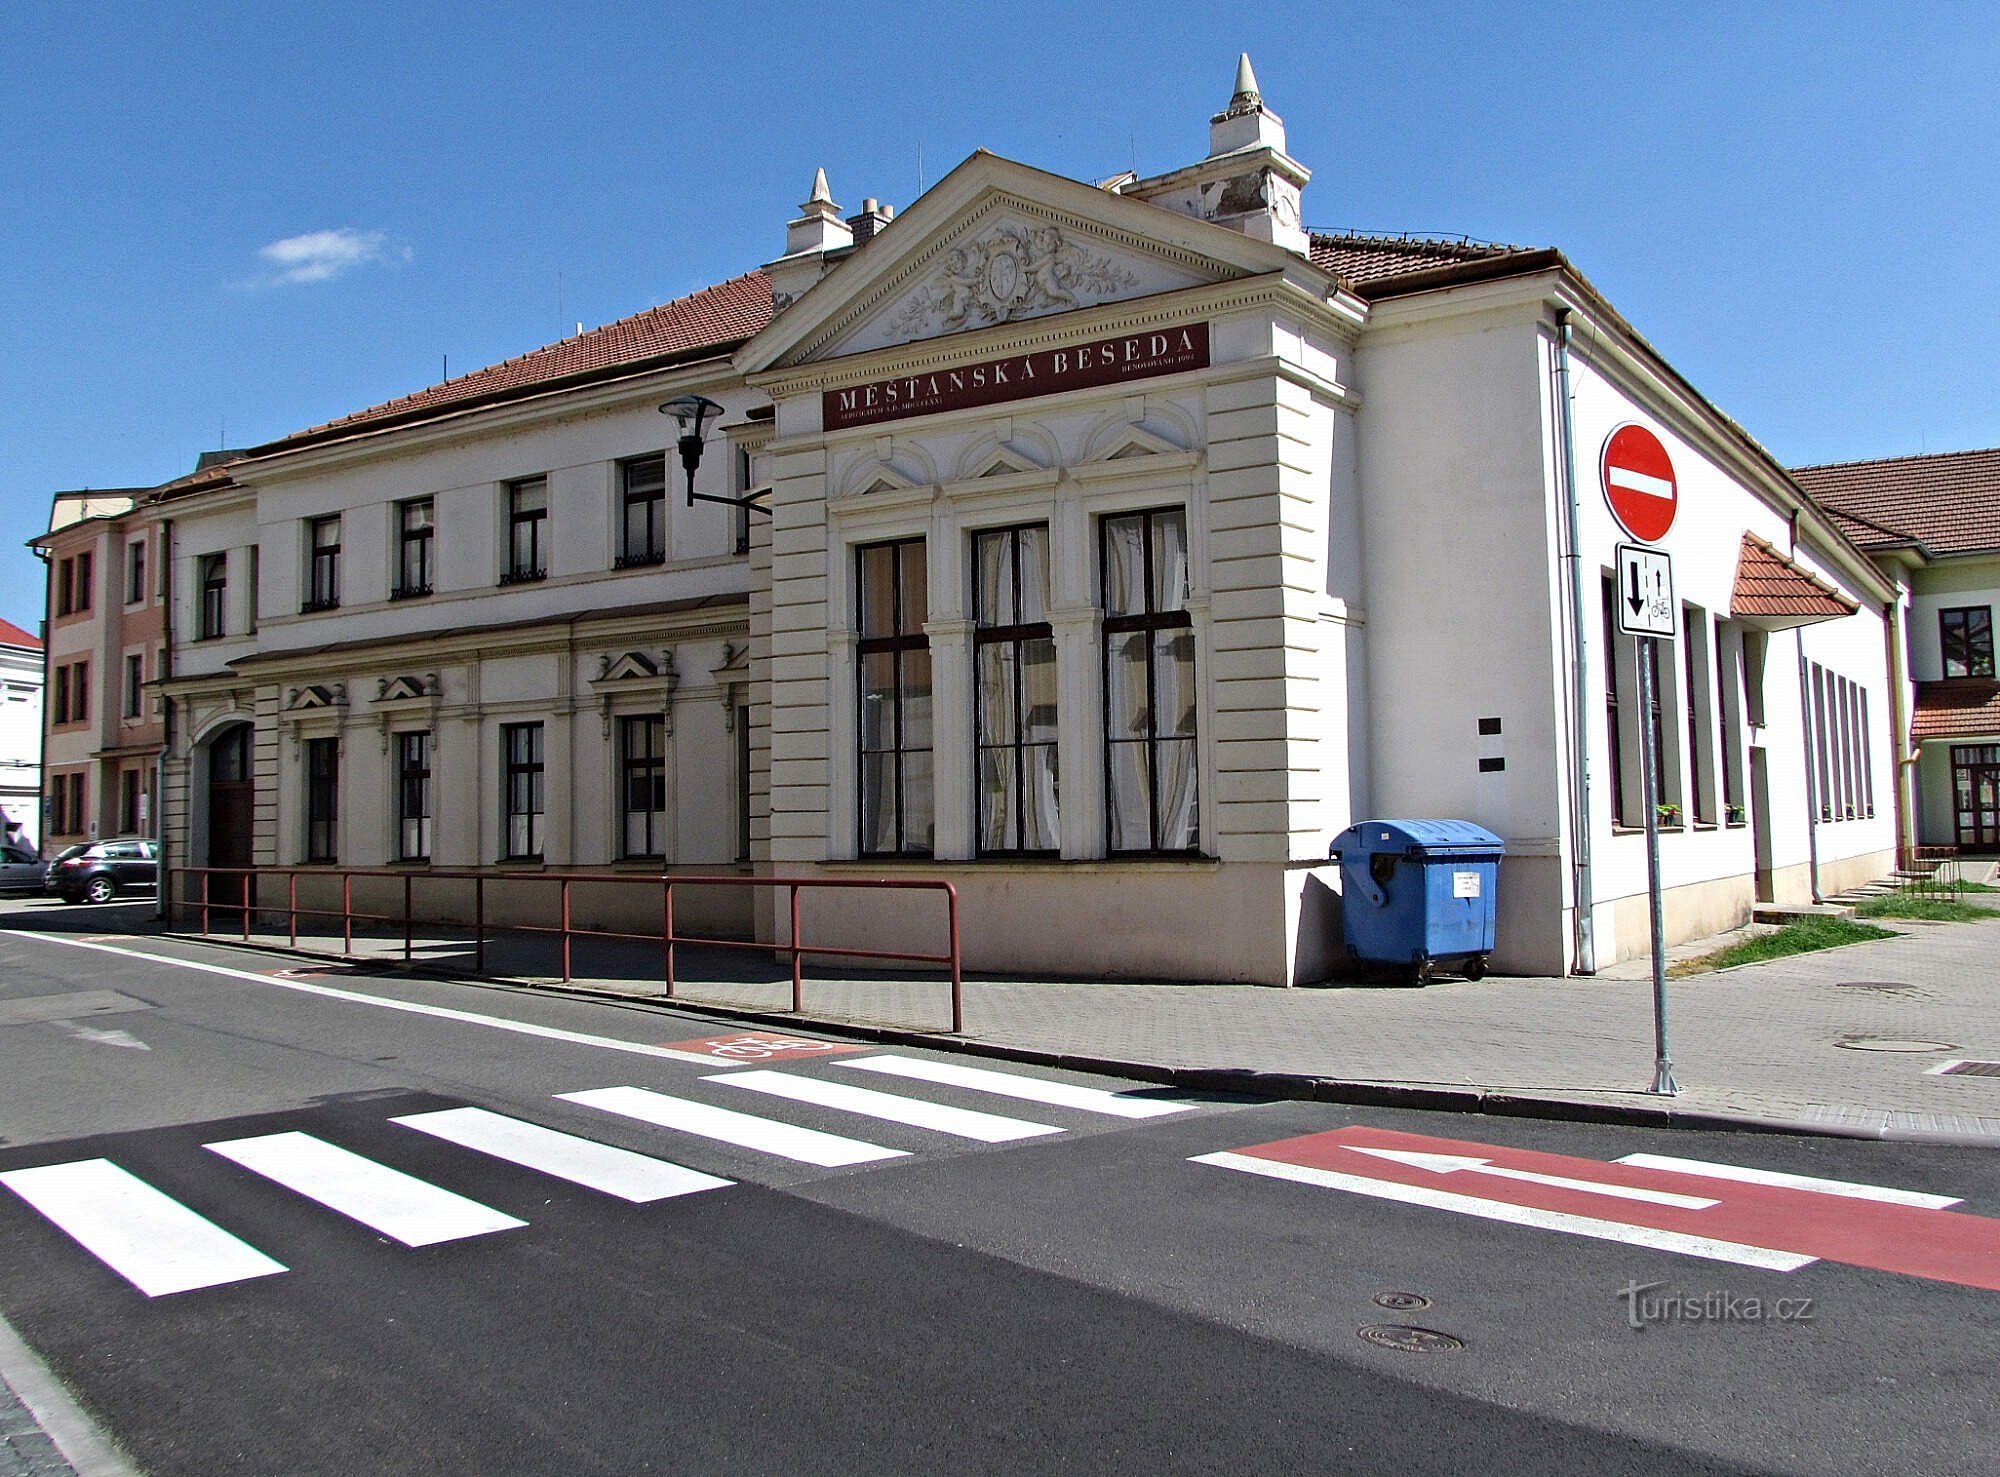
1332 819 1506 856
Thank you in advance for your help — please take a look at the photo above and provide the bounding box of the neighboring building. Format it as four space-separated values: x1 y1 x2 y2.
0 618 44 847
31 488 164 850
1795 448 2000 858
142 58 1894 980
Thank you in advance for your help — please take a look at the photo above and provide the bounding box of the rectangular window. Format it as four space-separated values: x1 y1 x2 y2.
974 525 1058 855
1941 606 1995 679
126 540 146 605
57 558 74 617
75 551 92 613
305 737 338 863
124 653 144 718
305 516 341 612
1812 664 1833 821
120 769 141 834
502 723 544 860
1860 688 1875 817
1951 744 2000 850
857 538 933 856
1102 508 1198 854
49 773 66 835
396 731 432 862
617 454 667 567
247 546 259 633
199 552 227 639
619 715 668 859
733 446 753 557
52 665 69 725
504 477 548 583
71 661 88 724
1683 604 1711 824
394 498 434 598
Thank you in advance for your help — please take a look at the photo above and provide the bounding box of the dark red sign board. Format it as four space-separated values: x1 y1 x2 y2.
824 322 1210 431
1601 422 1679 542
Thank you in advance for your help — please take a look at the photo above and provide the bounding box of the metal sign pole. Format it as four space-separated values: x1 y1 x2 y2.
1635 636 1679 1096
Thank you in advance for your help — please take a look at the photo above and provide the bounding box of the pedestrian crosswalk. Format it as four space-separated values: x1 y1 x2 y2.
0 1053 1199 1299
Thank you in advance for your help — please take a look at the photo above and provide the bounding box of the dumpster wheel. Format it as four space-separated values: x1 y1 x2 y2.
1464 955 1487 981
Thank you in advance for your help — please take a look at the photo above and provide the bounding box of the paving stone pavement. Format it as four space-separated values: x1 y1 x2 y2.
0 1384 76 1477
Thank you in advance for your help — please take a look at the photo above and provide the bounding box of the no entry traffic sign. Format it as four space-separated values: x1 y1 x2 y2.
1602 423 1678 543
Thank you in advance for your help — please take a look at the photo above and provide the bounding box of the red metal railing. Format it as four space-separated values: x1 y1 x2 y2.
166 866 963 1032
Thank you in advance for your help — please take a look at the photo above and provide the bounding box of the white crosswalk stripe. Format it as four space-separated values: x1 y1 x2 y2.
205 1131 527 1247
0 1158 288 1297
836 1054 1197 1118
708 1070 1063 1143
391 1108 733 1203
559 1086 909 1167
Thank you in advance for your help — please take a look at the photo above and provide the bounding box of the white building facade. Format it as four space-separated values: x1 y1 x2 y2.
153 61 1897 981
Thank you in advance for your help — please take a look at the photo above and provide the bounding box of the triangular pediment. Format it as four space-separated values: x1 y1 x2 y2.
738 152 1324 375
285 683 343 711
593 651 665 684
375 674 437 704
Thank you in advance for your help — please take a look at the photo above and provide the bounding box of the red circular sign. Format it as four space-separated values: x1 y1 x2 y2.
1601 423 1678 543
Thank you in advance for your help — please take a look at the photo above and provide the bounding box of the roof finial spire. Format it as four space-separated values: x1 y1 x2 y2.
1232 53 1261 108
808 167 833 206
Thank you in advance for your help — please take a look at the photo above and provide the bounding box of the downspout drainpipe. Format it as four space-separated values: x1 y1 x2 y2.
156 514 173 922
33 548 51 854
1555 308 1595 973
1882 592 1914 869
1797 630 1823 902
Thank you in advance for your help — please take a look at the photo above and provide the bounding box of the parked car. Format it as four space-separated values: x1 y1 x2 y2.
0 842 44 894
50 839 158 904
41 843 89 894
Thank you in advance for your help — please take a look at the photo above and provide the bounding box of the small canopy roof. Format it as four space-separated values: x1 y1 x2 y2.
1730 534 1859 630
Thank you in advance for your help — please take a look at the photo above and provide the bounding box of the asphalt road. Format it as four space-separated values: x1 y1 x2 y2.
0 900 1995 1476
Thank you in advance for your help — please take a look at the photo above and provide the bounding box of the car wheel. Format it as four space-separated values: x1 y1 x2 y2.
84 876 116 904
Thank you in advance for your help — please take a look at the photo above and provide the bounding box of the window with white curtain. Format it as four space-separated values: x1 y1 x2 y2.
973 525 1059 855
1100 508 1198 854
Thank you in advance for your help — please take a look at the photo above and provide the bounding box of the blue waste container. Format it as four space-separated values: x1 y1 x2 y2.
1329 820 1505 983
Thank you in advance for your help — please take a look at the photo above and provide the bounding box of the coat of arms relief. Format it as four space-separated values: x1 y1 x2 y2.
888 223 1139 337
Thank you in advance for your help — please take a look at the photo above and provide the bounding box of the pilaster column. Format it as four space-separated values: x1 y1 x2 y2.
1050 606 1104 859
925 618 975 860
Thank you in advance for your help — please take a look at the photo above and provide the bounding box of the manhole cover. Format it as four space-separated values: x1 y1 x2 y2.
1835 1036 1959 1053
1372 1291 1432 1312
1357 1324 1464 1353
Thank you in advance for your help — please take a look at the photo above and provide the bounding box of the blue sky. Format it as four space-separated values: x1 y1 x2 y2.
3 2 1995 632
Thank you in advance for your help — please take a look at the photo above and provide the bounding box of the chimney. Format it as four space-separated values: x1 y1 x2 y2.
765 168 855 313
847 197 895 244
1123 54 1310 256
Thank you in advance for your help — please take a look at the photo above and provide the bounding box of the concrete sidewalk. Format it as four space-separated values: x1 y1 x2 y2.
70 888 1994 1145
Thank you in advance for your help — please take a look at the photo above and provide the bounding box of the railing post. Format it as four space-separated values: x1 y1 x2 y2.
241 870 250 942
342 873 353 956
663 879 676 998
201 869 211 936
947 883 963 1035
475 875 486 973
403 873 413 965
288 873 298 950
561 878 573 983
789 883 803 1014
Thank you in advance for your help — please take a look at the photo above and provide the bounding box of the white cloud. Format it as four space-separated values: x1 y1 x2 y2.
251 228 406 286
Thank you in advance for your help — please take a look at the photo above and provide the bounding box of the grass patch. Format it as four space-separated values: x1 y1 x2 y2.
1668 916 1897 977
1854 895 1994 923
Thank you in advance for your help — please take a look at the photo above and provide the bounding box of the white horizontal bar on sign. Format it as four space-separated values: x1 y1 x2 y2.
835 1054 1195 1119
1613 1153 1962 1209
0 1159 287 1298
390 1108 733 1204
560 1087 907 1168
205 1132 526 1247
708 1070 1062 1143
1607 465 1676 499
1191 1152 1817 1273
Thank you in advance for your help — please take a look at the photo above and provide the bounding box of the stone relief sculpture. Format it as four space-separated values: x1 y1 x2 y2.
890 223 1137 336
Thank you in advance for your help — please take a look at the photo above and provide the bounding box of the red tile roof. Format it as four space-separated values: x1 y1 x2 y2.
1732 533 1859 622
259 271 774 454
1913 680 2000 741
1791 447 2000 558
1308 232 1551 295
0 619 40 650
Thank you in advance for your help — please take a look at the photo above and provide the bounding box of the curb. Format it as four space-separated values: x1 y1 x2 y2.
153 929 2000 1149
0 1309 141 1477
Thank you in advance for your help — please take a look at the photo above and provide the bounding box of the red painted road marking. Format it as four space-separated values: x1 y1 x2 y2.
657 1033 863 1063
1602 422 1678 542
1222 1125 2000 1292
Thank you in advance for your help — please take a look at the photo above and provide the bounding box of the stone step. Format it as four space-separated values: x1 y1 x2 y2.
1753 902 1859 923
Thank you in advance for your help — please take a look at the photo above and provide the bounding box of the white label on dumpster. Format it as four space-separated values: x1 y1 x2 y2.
1453 871 1480 899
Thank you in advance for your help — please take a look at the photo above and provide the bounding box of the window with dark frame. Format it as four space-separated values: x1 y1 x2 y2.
505 477 548 583
120 769 141 834
1101 508 1198 854
502 722 544 860
75 551 92 613
1860 688 1875 816
733 446 753 556
617 454 667 568
305 516 341 612
124 653 143 718
1602 575 1630 826
1716 625 1742 820
856 538 933 856
1813 664 1833 820
394 498 434 598
304 737 338 863
127 540 146 605
52 665 69 726
199 552 227 639
619 715 668 859
1941 606 1995 679
396 731 432 862
1683 606 1707 823
974 525 1059 855
57 558 74 617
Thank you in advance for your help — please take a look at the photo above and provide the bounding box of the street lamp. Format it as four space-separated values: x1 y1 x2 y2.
658 394 768 515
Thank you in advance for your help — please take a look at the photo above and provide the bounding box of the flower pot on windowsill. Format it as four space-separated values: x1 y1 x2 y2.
1723 803 1747 826
1655 805 1683 828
